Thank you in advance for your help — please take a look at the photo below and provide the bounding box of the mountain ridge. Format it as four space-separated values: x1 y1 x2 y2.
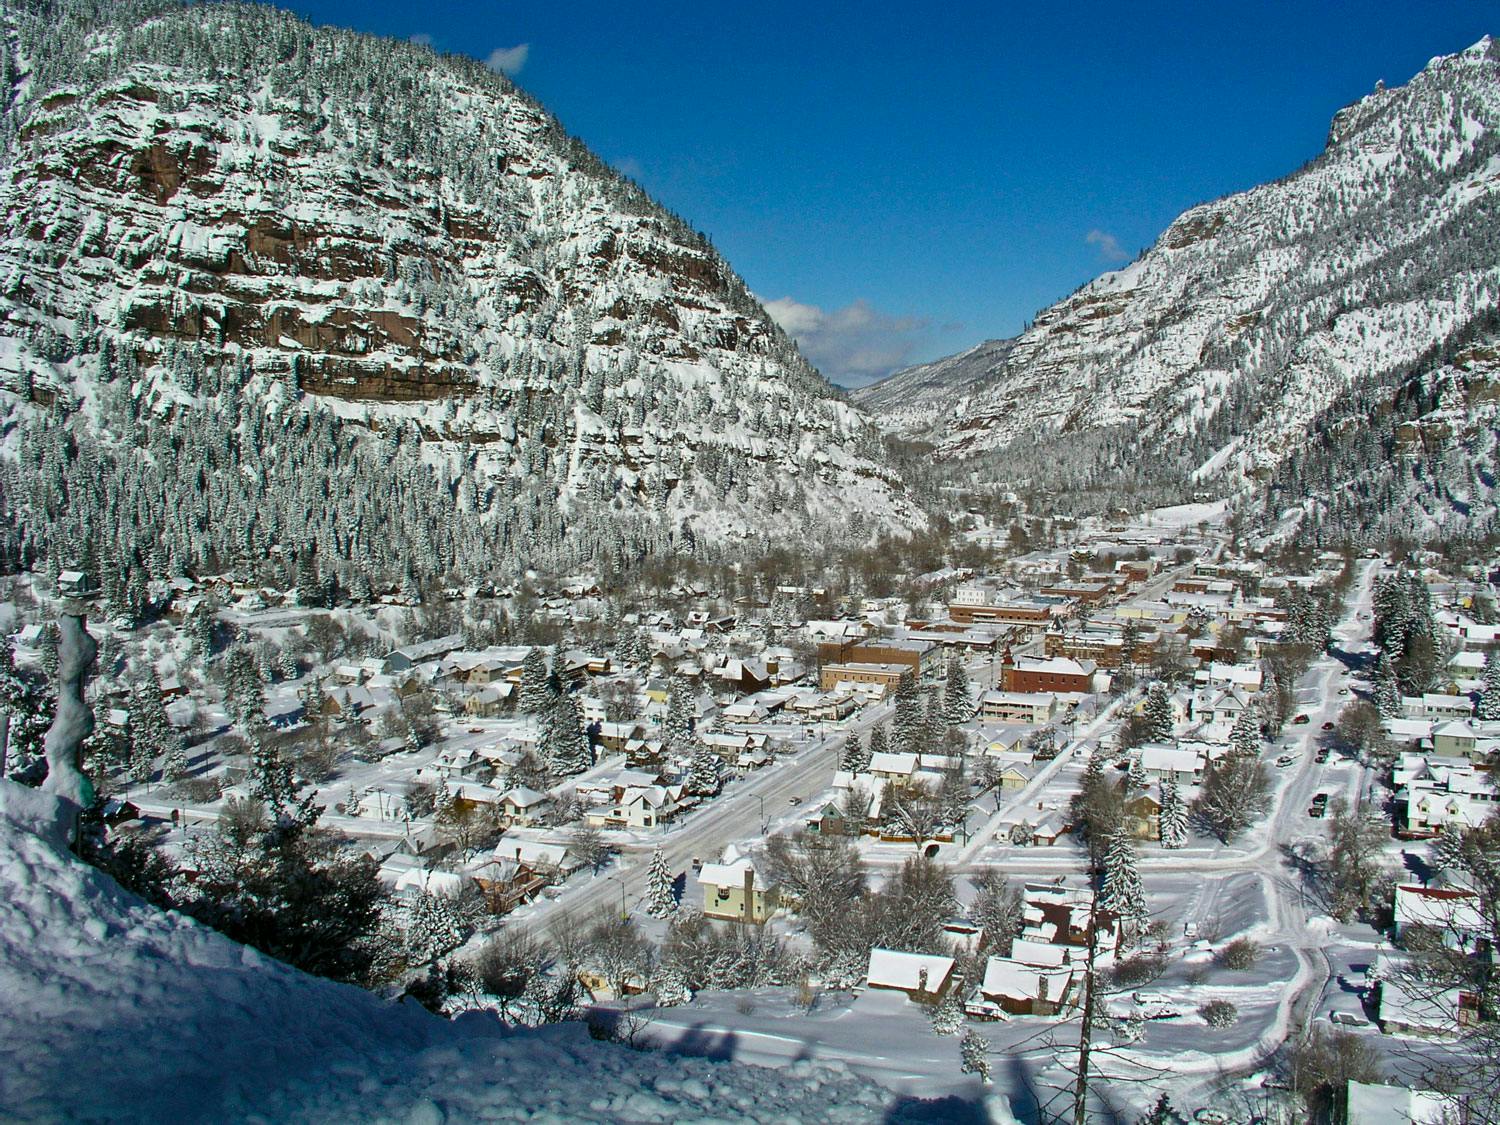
0 0 920 586
855 36 1500 540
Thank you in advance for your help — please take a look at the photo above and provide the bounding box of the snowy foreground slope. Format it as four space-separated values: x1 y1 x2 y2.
857 38 1500 538
0 781 927 1124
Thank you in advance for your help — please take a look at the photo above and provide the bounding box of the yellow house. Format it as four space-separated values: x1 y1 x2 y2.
697 858 778 923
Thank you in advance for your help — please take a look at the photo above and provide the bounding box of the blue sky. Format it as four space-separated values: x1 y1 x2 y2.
284 1 1494 386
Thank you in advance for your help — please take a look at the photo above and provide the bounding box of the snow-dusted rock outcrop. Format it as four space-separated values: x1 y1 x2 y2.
0 0 918 582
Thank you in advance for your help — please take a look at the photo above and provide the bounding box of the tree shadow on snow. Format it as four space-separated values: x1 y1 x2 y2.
652 1020 741 1062
882 1092 990 1124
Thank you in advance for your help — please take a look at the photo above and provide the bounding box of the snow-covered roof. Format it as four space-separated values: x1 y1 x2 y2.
865 948 954 992
979 956 1075 1003
1345 1081 1458 1125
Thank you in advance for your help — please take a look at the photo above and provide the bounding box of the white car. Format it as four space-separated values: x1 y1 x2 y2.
1275 754 1298 767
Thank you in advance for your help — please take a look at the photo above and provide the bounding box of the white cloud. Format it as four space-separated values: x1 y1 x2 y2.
763 296 929 387
1086 228 1129 263
485 43 530 75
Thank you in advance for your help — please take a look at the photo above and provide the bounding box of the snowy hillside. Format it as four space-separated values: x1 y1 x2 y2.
0 0 919 584
859 38 1500 536
0 780 906 1123
852 337 1017 442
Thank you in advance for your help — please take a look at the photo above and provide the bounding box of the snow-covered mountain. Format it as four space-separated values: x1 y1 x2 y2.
857 38 1500 538
0 0 919 584
851 338 1016 444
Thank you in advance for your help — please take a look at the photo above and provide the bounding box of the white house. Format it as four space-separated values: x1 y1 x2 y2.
979 691 1058 725
1138 744 1205 785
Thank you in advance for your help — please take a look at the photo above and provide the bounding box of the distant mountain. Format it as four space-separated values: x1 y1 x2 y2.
859 38 1500 543
851 338 1016 442
0 0 919 587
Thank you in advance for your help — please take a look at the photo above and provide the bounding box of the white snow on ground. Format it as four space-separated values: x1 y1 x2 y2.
0 781 942 1124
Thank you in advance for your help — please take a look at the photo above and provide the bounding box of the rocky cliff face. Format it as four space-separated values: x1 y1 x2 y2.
0 0 918 582
857 38 1500 539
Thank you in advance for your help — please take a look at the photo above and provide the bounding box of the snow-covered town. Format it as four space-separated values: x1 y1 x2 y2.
5 497 1497 1121
3 3 1499 1123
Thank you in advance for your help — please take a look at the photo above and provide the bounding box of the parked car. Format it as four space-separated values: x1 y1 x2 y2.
1321 721 1335 731
1275 754 1297 768
1338 687 1349 696
1309 793 1330 817
787 796 803 806
1315 748 1330 764
1293 714 1310 725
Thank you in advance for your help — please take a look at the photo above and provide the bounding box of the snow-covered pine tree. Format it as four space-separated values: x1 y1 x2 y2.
1098 824 1149 940
1372 651 1402 717
1158 775 1187 849
653 964 691 1007
1431 822 1466 874
517 648 554 715
664 676 695 746
1228 709 1261 759
684 743 721 797
543 694 591 776
841 732 871 773
958 1029 991 1082
929 985 965 1035
867 724 890 761
224 647 266 732
1126 754 1148 793
0 640 52 781
1142 682 1175 742
404 890 465 963
943 659 971 725
1138 1092 1181 1125
893 671 923 753
1478 650 1500 721
644 847 677 918
250 735 317 826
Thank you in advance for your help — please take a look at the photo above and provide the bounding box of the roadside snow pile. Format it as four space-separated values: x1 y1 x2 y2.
0 781 894 1123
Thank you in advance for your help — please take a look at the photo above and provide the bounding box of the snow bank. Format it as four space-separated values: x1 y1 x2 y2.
0 780 908 1123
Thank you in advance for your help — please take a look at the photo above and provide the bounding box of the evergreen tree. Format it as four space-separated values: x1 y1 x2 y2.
1371 651 1402 717
224 647 266 732
867 724 890 761
1099 824 1149 940
664 676 695 746
133 672 185 781
1228 709 1261 759
404 890 465 962
250 736 318 826
1138 1092 1182 1125
943 659 971 725
1158 775 1187 849
1431 822 1466 873
1478 650 1500 721
645 847 676 918
684 743 721 797
958 1029 991 1082
929 985 965 1035
0 641 52 781
1142 682 1175 742
653 964 691 1007
893 671 923 753
517 648 554 715
1126 754 1148 793
840 732 871 773
543 695 591 777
